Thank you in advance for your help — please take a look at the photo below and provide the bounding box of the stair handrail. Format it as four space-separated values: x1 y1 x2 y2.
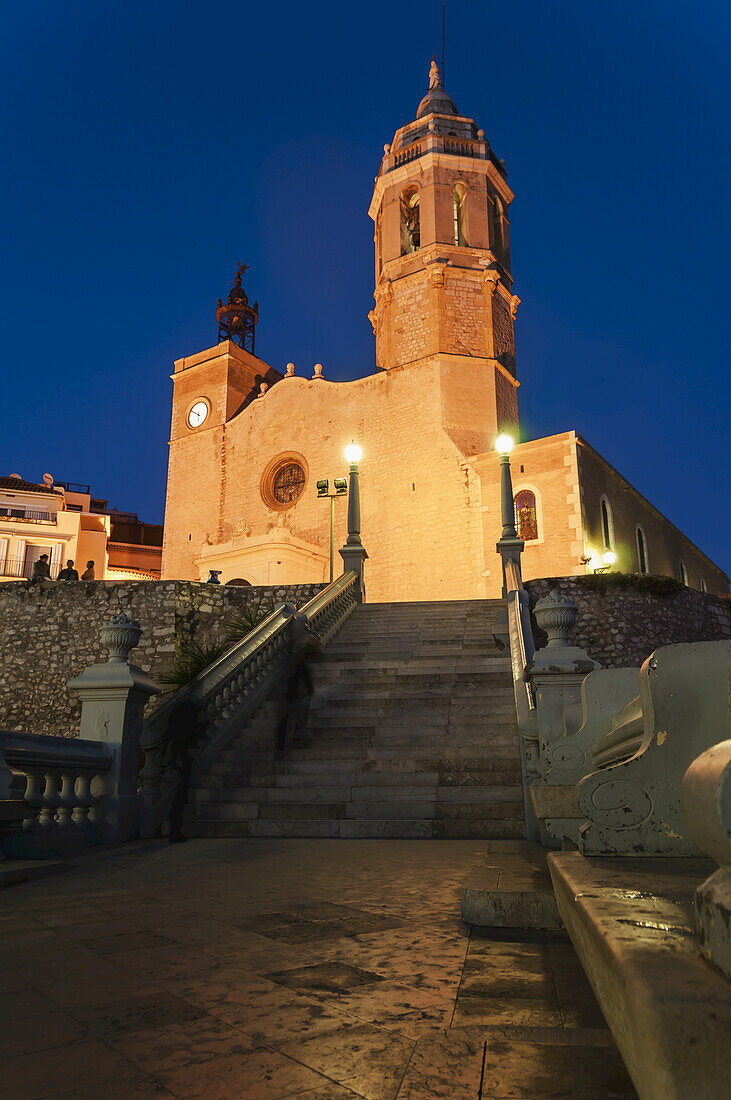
138 570 360 836
504 558 536 731
298 570 359 644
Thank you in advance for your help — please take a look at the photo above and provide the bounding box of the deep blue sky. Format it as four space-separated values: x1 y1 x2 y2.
2 1 729 571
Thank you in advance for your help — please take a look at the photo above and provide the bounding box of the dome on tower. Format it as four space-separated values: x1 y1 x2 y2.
416 57 458 118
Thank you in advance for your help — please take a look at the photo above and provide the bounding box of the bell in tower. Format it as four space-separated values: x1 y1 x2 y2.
216 262 259 354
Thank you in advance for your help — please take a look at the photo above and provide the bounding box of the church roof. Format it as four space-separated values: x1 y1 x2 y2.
416 57 458 118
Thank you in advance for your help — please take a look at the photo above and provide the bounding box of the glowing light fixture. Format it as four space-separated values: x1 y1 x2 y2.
495 433 514 455
344 442 363 464
602 550 616 566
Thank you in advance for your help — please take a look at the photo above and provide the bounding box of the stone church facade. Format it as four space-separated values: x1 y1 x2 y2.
161 61 728 599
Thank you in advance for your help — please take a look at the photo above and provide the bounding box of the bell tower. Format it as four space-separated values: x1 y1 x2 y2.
368 59 520 448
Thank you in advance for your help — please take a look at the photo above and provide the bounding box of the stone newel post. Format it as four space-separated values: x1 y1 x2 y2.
525 591 600 844
68 613 161 844
339 454 368 601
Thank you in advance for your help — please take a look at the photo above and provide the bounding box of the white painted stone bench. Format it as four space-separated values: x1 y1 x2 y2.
576 640 731 855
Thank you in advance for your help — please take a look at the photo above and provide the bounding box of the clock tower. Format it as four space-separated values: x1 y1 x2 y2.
368 58 520 452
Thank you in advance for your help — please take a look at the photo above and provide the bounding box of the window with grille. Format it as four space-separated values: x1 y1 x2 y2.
272 462 305 504
514 490 538 541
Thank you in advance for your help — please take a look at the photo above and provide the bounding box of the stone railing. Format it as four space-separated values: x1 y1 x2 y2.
0 730 112 859
504 559 536 730
139 571 360 838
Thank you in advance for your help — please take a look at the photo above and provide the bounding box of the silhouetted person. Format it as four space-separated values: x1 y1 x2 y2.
206 570 221 584
81 560 95 580
28 554 52 586
57 558 79 581
166 697 205 843
276 612 323 751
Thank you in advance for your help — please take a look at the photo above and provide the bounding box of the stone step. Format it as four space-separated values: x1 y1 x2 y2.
186 817 524 839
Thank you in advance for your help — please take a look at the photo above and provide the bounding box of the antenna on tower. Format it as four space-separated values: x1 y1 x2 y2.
442 0 446 85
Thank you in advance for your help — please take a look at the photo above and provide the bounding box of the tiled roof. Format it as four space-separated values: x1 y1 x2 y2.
0 476 60 495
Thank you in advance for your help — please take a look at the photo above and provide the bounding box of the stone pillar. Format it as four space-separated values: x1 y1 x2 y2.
68 614 161 845
526 591 600 846
339 457 368 602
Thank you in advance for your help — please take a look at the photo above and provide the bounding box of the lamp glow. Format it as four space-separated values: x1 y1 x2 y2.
602 550 616 566
344 442 363 464
495 433 514 455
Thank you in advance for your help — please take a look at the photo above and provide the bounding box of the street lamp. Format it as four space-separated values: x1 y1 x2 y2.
591 549 617 574
339 441 368 601
494 432 524 596
317 477 348 583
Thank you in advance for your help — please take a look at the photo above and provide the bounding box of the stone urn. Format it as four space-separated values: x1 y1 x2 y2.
100 613 142 663
533 591 577 649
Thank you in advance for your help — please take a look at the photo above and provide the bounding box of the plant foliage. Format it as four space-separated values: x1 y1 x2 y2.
160 641 228 689
224 597 278 642
576 572 683 598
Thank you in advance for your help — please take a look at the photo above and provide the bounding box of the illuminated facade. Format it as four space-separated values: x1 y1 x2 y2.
161 62 728 597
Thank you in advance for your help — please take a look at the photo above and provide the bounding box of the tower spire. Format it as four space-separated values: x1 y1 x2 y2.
216 262 259 353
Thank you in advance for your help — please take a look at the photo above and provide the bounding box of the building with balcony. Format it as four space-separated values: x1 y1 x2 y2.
0 475 162 582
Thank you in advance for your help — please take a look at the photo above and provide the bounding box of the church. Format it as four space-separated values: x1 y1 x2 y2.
161 60 728 599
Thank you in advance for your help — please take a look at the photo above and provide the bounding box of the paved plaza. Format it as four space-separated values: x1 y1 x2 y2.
0 840 636 1098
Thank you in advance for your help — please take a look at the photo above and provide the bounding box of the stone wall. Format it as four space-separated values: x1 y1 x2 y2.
525 576 731 669
0 580 325 738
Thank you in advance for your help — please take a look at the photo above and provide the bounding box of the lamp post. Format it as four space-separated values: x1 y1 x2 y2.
494 433 524 596
339 442 368 601
317 477 348 582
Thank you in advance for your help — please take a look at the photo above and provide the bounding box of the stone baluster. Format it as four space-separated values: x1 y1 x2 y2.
72 770 96 833
22 767 45 831
37 769 62 830
56 771 77 828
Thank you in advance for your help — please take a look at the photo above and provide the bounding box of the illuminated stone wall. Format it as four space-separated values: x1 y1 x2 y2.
0 579 324 737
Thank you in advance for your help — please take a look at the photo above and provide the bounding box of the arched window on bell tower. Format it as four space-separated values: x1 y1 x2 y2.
453 183 468 246
400 186 421 255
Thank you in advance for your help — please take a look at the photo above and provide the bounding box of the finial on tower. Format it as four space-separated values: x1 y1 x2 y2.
216 263 259 353
416 56 458 119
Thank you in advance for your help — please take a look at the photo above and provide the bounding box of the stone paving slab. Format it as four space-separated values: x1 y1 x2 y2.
0 840 635 1098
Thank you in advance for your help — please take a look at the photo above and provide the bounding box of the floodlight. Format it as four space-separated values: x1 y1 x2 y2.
316 479 330 497
334 478 348 495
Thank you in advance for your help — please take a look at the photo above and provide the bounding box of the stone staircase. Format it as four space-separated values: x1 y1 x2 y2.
187 600 525 838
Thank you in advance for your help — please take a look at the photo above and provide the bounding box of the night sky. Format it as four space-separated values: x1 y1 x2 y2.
2 1 729 572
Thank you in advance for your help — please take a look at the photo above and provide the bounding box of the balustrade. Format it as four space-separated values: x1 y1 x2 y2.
0 730 111 859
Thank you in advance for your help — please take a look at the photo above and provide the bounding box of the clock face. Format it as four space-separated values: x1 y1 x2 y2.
187 400 209 429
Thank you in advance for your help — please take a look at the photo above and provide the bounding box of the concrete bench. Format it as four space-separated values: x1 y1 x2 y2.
548 850 731 1100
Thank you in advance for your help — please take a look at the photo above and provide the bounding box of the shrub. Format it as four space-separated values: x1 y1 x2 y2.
160 641 228 689
576 573 683 598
